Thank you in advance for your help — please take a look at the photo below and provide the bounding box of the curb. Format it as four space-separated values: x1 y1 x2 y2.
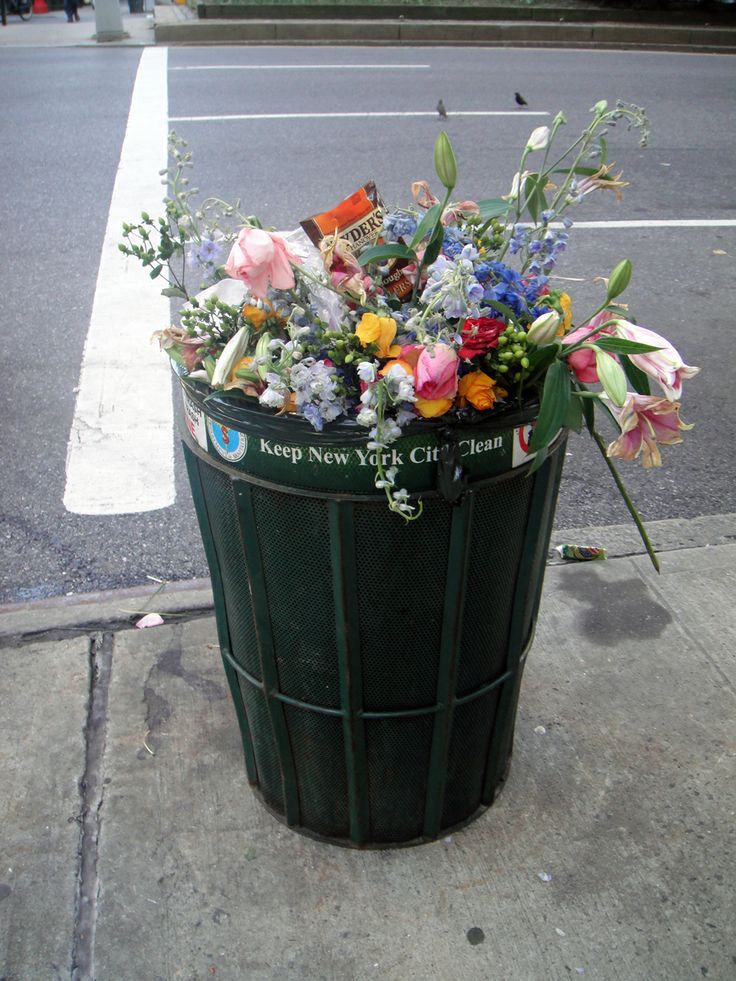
153 10 736 49
1 513 733 641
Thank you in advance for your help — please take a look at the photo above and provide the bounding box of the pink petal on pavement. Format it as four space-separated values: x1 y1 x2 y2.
136 613 165 629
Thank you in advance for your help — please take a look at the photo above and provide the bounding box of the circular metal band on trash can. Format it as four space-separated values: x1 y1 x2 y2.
178 376 567 847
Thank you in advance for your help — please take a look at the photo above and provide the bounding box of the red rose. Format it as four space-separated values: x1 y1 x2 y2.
458 317 506 359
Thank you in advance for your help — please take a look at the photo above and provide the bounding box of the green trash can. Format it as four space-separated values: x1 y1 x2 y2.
178 372 566 847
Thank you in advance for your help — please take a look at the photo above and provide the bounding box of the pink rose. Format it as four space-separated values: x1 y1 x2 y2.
224 227 300 299
613 319 699 400
607 394 693 469
561 312 615 384
415 343 459 400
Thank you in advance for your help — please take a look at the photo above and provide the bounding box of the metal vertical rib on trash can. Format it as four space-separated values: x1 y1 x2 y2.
179 377 566 847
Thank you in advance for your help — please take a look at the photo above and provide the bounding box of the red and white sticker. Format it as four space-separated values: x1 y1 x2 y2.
182 389 208 451
512 423 536 468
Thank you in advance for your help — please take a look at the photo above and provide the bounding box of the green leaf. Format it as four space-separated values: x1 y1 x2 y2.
481 298 517 324
526 344 560 375
594 337 662 355
523 173 544 223
358 243 417 267
422 223 444 267
529 361 571 453
621 354 651 396
580 387 596 434
149 265 163 279
161 286 188 299
476 198 511 220
410 203 442 247
565 395 584 433
527 443 549 476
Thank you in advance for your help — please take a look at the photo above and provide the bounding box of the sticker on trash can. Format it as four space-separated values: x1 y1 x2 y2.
208 420 248 462
182 389 208 451
512 423 535 468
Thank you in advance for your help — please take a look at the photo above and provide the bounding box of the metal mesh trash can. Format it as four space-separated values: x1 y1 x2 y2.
178 375 566 847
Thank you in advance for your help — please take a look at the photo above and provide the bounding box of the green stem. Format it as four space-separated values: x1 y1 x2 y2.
590 427 660 573
411 186 453 302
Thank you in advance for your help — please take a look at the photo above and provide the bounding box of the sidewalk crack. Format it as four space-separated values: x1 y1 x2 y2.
71 631 114 981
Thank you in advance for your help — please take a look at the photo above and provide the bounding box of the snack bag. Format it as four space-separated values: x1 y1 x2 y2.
301 183 414 300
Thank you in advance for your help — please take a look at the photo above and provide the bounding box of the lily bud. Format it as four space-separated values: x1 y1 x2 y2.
594 348 627 406
526 126 550 152
606 258 633 301
527 310 561 346
434 131 457 190
211 325 250 388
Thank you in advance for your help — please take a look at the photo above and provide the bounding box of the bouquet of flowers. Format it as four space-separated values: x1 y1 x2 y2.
120 100 698 571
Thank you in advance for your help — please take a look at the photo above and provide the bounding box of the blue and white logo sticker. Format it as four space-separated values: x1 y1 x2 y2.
207 420 248 462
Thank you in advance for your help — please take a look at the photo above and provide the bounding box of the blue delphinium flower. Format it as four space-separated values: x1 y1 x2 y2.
383 211 418 243
291 360 345 431
193 238 221 267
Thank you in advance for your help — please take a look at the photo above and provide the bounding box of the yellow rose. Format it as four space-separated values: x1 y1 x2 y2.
414 397 454 418
242 304 269 328
457 371 507 411
557 293 572 335
356 312 401 359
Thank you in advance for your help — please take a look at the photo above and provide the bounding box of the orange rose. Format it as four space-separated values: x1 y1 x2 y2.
457 371 507 411
414 397 454 418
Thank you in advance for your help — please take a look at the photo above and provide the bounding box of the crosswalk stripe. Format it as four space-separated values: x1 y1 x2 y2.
64 48 174 516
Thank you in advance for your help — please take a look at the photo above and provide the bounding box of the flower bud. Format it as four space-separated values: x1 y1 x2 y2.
592 100 608 116
211 325 251 387
526 126 550 151
606 258 633 301
434 131 457 190
594 349 627 406
527 311 561 346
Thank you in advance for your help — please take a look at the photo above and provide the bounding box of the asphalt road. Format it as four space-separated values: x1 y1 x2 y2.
1 45 734 603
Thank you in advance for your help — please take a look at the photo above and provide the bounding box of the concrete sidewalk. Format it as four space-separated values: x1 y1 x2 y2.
0 0 154 46
1 534 734 979
2 1 735 50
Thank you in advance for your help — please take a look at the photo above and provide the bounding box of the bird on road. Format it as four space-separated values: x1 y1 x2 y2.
515 92 528 108
437 99 448 118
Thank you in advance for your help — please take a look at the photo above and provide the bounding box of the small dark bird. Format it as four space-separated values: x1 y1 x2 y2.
514 92 528 108
437 99 448 119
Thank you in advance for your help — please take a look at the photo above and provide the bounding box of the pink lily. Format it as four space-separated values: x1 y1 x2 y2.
613 319 699 400
607 393 693 469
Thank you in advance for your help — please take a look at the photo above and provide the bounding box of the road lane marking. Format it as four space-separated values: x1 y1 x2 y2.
64 48 174 516
170 64 432 70
169 110 551 122
556 219 736 228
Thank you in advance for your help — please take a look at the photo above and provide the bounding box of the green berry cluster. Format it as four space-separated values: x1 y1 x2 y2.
465 215 505 256
180 298 242 354
487 325 531 383
300 326 364 368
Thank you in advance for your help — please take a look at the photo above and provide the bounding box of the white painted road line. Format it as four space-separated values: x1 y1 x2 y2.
64 48 174 516
170 64 432 71
169 110 551 122
558 219 736 229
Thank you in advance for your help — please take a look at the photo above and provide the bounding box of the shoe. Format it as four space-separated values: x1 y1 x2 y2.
74 11 80 18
